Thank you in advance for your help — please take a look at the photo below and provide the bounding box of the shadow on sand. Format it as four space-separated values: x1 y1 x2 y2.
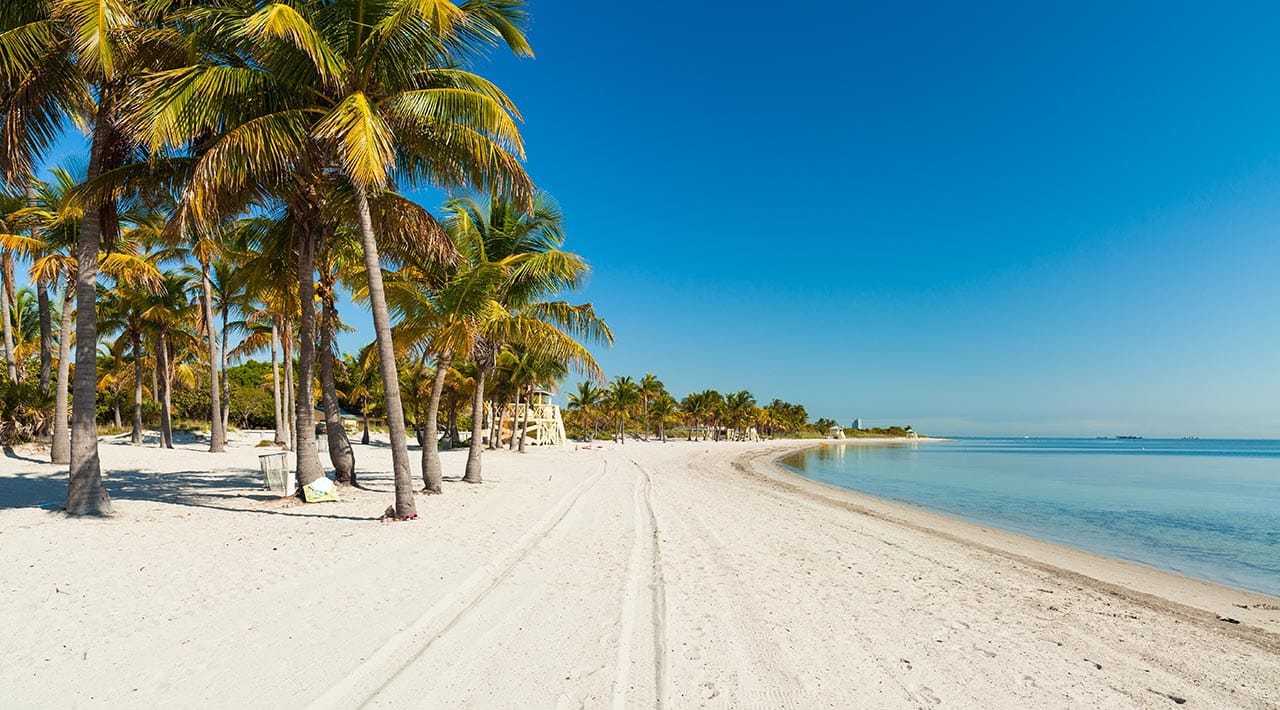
0 465 382 521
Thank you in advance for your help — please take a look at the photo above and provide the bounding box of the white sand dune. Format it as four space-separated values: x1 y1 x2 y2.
1 435 1277 708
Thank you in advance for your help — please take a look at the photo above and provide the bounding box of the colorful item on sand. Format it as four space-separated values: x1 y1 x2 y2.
302 477 340 503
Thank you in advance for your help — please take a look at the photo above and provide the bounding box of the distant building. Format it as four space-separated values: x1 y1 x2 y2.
853 418 863 430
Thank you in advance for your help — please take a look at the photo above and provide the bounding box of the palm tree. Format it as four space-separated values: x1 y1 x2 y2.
432 192 610 484
566 380 602 441
4 166 160 458
0 0 193 514
638 373 663 441
649 393 677 443
141 271 198 449
724 390 757 440
140 1 534 517
342 345 383 447
608 376 640 443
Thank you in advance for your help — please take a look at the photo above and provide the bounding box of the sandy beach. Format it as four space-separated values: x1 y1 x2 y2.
2 435 1277 708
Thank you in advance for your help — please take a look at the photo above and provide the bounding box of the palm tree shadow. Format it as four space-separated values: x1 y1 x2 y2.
1 467 381 521
2 446 46 464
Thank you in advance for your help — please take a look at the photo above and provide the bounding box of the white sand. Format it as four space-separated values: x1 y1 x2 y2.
1 434 1277 708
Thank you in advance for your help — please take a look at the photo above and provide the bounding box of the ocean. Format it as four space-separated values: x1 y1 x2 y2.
779 437 1280 596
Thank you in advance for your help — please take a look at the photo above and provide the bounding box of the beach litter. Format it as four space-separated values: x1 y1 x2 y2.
1215 614 1241 624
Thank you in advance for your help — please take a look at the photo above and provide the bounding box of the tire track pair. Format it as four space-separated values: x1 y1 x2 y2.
309 458 611 709
611 459 671 710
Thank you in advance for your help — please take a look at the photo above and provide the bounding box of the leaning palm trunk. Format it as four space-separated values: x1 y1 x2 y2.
50 290 73 464
67 102 113 516
508 391 521 451
270 322 284 445
420 353 450 494
518 386 532 453
283 321 295 451
292 230 324 491
131 332 143 445
157 331 173 449
220 308 230 434
201 265 225 452
361 406 370 445
463 367 488 484
319 296 355 485
37 284 52 395
1 258 16 382
352 187 416 518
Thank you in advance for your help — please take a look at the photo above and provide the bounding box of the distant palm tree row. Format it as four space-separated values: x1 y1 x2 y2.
0 0 610 519
565 375 816 444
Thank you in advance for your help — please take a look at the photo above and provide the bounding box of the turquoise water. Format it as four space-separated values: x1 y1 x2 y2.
779 438 1280 596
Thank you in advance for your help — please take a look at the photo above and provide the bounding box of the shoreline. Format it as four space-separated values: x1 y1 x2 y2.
749 438 1280 640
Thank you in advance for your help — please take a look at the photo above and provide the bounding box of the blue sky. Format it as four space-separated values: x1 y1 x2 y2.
25 2 1280 437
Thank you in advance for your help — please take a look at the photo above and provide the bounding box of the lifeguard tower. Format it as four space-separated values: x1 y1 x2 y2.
827 425 846 440
490 387 568 447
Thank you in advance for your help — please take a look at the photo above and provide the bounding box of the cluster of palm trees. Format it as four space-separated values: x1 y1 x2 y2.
0 0 610 519
566 375 815 443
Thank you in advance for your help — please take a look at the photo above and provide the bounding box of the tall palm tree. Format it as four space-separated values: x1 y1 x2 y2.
649 393 677 443
427 192 610 484
638 373 663 441
140 1 533 517
566 380 603 441
0 0 192 514
608 376 639 444
4 165 160 458
141 270 198 449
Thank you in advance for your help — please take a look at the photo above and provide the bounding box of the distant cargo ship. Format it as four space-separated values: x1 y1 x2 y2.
1116 435 1144 440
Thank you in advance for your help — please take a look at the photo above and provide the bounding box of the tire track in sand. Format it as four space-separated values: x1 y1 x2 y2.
308 459 610 710
611 459 671 710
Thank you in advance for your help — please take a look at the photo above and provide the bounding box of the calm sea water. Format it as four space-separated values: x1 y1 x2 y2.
779 438 1280 596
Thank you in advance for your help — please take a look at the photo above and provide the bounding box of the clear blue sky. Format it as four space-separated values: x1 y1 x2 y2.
28 2 1280 437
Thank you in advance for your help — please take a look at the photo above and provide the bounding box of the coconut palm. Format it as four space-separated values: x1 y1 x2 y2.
724 390 757 440
342 345 383 447
3 165 161 459
566 380 602 441
0 0 196 514
428 192 610 484
638 373 663 441
608 376 640 443
649 393 677 443
140 270 199 449
139 1 534 517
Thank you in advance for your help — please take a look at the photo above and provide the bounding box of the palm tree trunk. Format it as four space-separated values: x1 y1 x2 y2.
157 330 173 449
320 293 355 485
447 395 460 447
131 331 143 445
1 256 17 382
352 186 415 518
508 390 521 451
50 290 73 464
220 306 230 434
361 406 370 445
112 392 121 429
463 366 487 484
271 321 284 445
420 352 449 494
642 398 648 442
201 264 225 452
518 386 532 453
67 101 113 516
37 284 52 395
660 419 666 443
293 228 323 491
283 321 294 451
